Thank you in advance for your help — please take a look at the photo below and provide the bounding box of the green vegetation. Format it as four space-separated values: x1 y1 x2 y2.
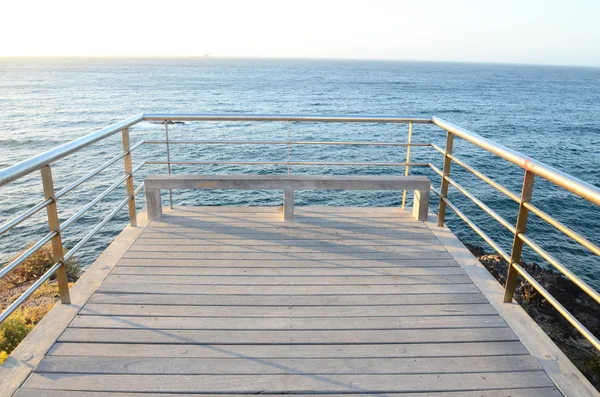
0 243 81 364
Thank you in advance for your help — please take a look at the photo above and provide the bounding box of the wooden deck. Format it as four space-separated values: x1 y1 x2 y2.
5 206 597 396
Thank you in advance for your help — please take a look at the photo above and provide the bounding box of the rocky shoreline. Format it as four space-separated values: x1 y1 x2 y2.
463 241 600 388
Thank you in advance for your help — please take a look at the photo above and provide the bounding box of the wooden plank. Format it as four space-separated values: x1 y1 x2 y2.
58 327 519 344
97 282 479 295
116 258 460 268
141 226 434 234
110 266 466 276
79 303 497 317
88 292 488 306
132 237 441 246
139 230 436 240
13 388 565 397
69 314 507 330
35 355 542 375
121 251 454 261
104 274 472 285
21 372 554 393
159 214 419 224
127 244 450 254
148 219 430 229
47 341 530 358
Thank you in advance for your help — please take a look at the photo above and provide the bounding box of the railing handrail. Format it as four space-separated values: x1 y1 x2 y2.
2 113 598 206
0 113 144 187
433 116 600 206
143 113 433 123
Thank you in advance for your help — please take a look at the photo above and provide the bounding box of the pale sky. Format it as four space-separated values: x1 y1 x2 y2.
1 0 599 66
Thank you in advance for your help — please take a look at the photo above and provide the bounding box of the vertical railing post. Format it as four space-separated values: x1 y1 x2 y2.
437 131 454 226
40 165 70 304
165 121 173 209
287 121 291 175
401 122 413 210
121 128 137 227
503 170 535 302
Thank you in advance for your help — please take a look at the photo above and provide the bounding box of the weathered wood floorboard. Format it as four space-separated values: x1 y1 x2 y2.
47 341 530 358
14 389 565 397
21 372 555 393
79 303 495 317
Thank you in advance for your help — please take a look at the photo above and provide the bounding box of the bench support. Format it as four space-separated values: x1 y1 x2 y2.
283 188 294 221
146 188 163 221
413 189 430 222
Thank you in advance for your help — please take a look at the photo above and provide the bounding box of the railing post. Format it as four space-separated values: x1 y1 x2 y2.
401 122 413 210
504 170 535 302
437 131 454 226
287 121 291 175
121 128 137 227
40 165 70 304
165 121 173 209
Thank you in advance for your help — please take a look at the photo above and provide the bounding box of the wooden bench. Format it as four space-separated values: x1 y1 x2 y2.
144 174 431 221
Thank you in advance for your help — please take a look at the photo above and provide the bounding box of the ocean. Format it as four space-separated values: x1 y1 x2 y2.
1 58 599 289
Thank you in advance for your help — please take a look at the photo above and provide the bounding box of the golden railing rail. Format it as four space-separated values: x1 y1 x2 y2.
0 112 599 353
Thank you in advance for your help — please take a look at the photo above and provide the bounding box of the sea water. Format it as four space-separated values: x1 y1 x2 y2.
1 58 599 288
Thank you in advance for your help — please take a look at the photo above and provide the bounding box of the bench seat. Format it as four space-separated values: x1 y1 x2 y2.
144 174 431 221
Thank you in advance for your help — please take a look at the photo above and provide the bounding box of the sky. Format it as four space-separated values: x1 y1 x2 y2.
1 0 599 67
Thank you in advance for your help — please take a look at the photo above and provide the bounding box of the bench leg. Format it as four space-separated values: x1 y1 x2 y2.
146 188 163 220
413 189 430 221
283 188 294 221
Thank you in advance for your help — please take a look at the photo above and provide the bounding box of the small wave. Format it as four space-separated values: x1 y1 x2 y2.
433 109 471 114
0 138 66 147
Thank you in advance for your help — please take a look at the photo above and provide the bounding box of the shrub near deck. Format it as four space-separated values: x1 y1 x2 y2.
0 244 80 363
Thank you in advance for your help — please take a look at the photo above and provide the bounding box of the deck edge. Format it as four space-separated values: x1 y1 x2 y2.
425 214 599 397
0 211 149 397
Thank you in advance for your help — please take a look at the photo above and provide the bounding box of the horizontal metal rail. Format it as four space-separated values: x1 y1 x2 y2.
429 163 444 178
55 140 144 199
147 160 430 167
0 198 52 236
447 153 520 203
60 161 144 231
63 194 133 262
518 233 600 305
0 231 57 280
0 261 63 323
134 184 144 196
432 189 511 264
144 114 432 124
431 143 445 155
523 202 600 257
513 263 600 351
430 162 517 235
143 139 431 147
444 175 516 234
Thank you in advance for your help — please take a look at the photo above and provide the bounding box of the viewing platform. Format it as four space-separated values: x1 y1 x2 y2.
1 114 600 396
2 206 580 396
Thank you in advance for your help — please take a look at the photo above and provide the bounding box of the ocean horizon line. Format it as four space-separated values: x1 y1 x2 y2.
0 55 599 69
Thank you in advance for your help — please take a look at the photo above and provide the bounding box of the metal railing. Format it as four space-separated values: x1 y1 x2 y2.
0 113 599 353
